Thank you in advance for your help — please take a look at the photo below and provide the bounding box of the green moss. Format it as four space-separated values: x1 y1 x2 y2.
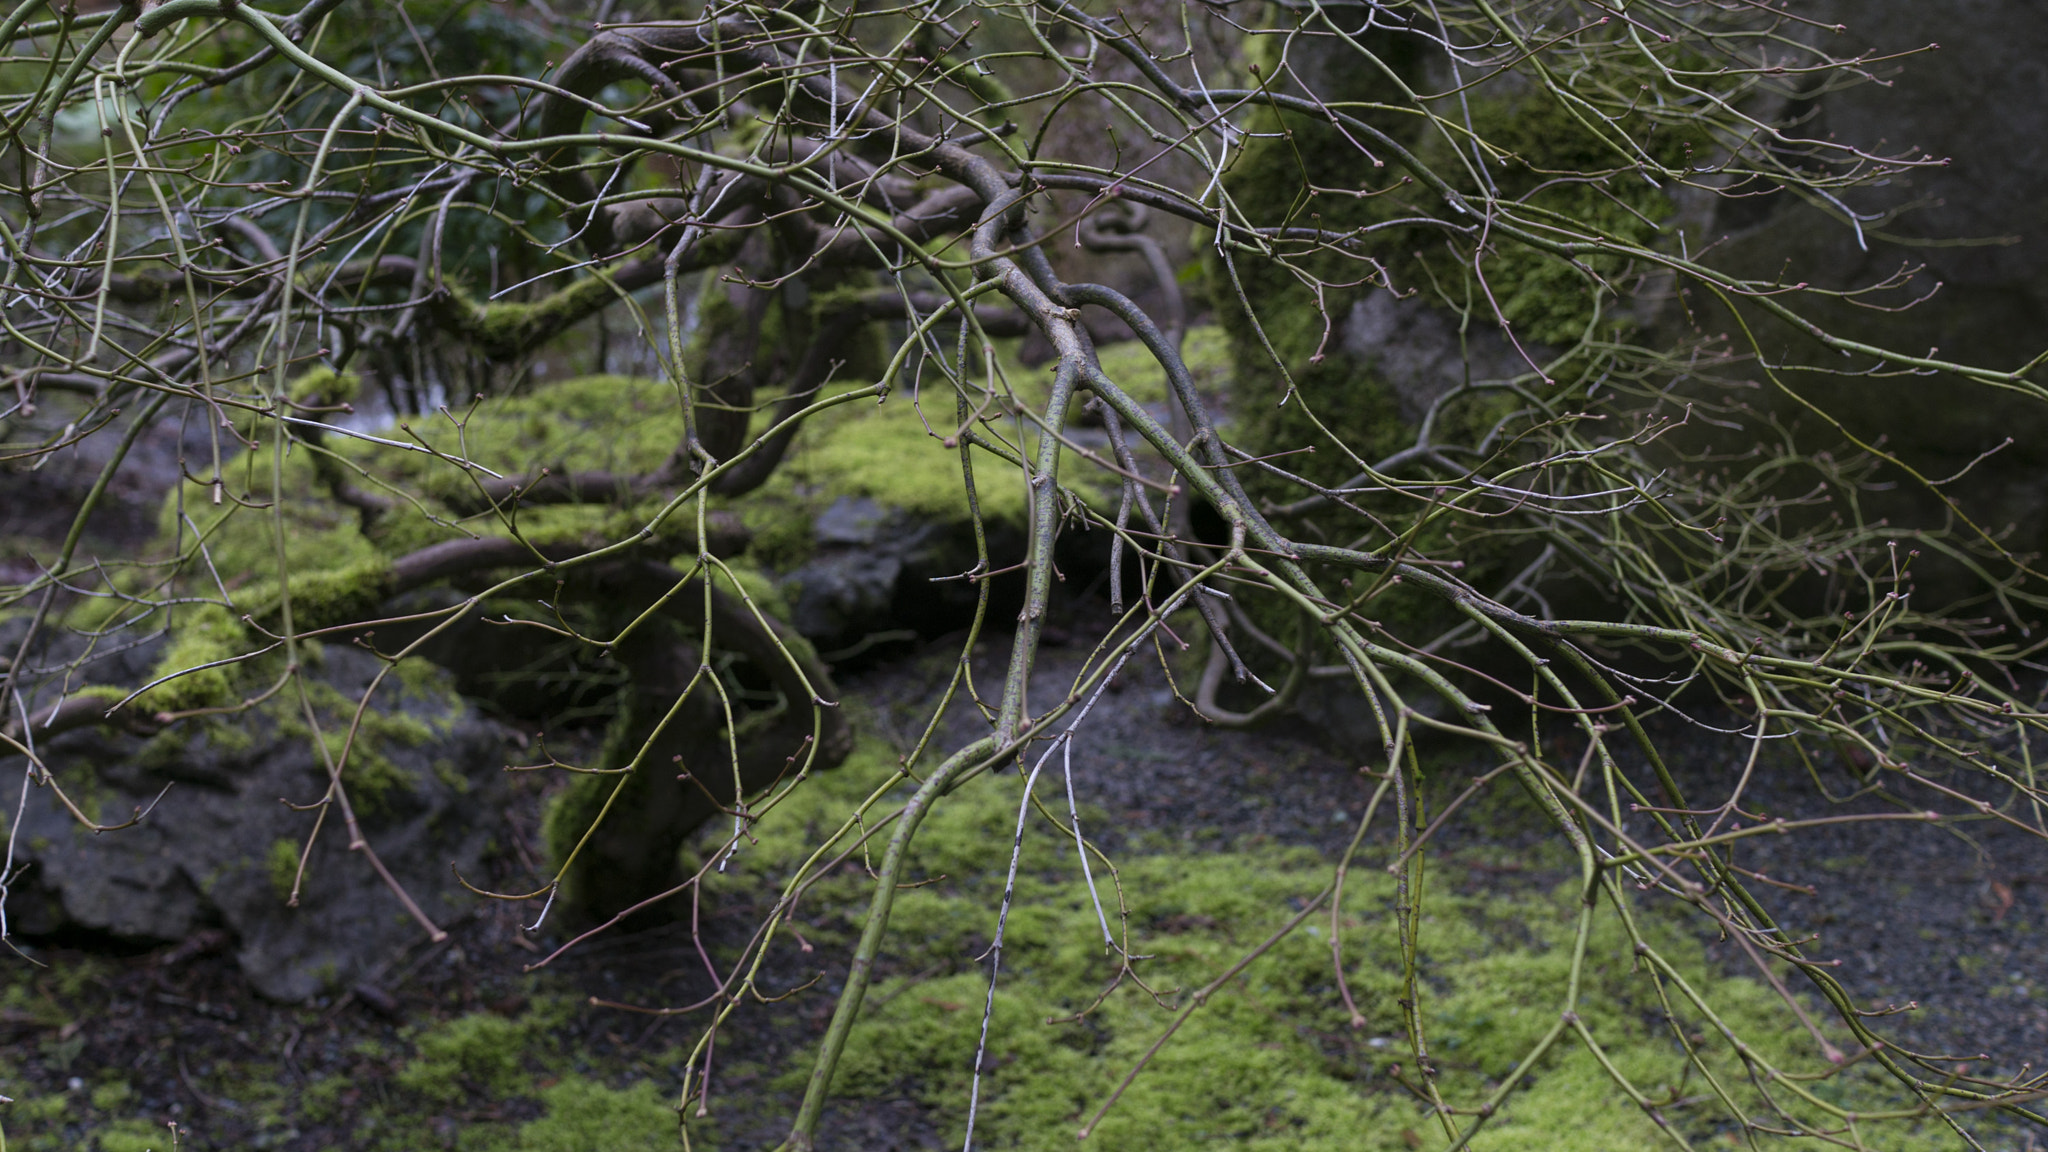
314 360 1105 590
337 719 429 804
243 556 395 633
163 448 384 593
510 1078 678 1152
710 557 792 623
397 1011 535 1101
344 375 683 507
807 283 894 382
1092 325 1231 408
134 715 255 773
432 757 470 794
298 1073 352 1124
772 382 1107 529
1439 98 1679 345
446 274 625 361
1202 88 1695 650
740 497 814 570
269 675 443 813
704 741 1955 1152
12 1092 67 1125
289 366 361 407
541 760 603 874
1213 90 1684 477
69 683 130 707
86 1080 132 1113
266 837 300 900
789 387 999 519
539 692 649 901
90 1118 168 1152
135 603 245 714
117 449 386 681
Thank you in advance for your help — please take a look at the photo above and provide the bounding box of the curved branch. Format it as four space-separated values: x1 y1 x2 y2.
1078 204 1185 349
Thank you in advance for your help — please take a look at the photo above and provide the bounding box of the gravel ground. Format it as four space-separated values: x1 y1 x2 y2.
1654 732 2048 1068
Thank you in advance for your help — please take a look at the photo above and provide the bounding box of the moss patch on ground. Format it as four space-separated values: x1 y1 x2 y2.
695 740 1968 1151
0 965 688 1152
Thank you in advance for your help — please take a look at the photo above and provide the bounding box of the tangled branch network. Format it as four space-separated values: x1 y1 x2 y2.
1 0 2045 1146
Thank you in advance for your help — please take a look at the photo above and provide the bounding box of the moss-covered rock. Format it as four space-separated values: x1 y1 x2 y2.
133 602 244 715
1215 90 1679 490
10 645 512 1000
1199 76 1694 666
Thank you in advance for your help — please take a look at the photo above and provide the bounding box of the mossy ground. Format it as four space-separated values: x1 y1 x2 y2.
0 657 2030 1152
682 736 1975 1152
0 973 684 1152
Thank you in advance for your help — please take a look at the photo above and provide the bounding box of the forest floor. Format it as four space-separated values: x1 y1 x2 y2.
1 612 2044 1151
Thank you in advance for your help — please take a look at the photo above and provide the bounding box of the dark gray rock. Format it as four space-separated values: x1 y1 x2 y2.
780 493 1104 657
1341 288 1539 423
1689 3 2048 565
3 645 512 1001
786 497 956 653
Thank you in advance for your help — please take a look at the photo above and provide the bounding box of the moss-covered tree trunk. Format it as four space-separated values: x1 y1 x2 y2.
543 560 851 926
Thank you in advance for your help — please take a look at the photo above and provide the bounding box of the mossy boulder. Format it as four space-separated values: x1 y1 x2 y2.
3 636 513 1001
